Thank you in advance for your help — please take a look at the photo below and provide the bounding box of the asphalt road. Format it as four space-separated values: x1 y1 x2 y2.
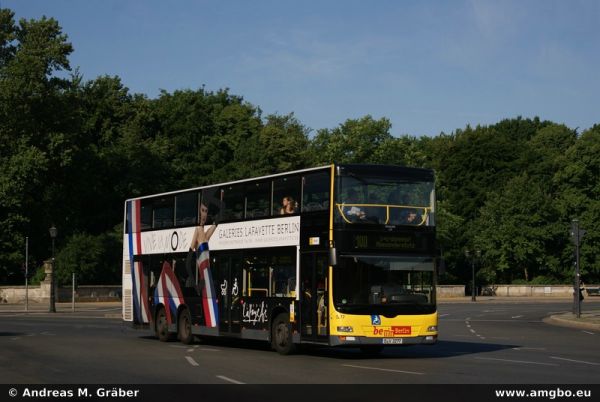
1 301 599 384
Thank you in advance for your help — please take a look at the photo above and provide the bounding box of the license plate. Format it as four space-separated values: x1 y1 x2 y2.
382 338 404 344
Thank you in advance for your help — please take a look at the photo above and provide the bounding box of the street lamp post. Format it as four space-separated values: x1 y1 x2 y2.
465 249 481 302
49 225 57 313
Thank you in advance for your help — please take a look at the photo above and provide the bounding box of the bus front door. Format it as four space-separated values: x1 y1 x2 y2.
215 253 242 335
300 252 329 341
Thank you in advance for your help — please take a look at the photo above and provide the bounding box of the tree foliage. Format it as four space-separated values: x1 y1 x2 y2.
0 8 598 286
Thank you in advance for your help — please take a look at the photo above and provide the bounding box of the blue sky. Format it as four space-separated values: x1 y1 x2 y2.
4 0 599 136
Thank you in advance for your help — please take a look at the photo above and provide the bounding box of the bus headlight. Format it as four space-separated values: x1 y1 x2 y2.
337 326 354 333
427 326 438 332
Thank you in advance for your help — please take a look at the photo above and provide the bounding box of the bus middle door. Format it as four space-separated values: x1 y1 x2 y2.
215 253 242 335
300 252 329 341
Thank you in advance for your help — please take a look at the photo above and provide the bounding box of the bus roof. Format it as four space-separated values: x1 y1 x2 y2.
125 163 434 202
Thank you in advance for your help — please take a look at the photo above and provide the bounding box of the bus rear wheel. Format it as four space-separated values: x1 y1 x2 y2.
155 307 170 342
178 309 193 345
272 313 296 355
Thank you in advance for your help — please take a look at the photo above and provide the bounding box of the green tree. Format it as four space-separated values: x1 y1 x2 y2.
474 174 560 283
0 9 75 283
554 125 600 282
310 115 393 164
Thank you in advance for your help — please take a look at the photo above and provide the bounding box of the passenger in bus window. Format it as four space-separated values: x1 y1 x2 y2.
345 189 366 221
401 209 421 225
280 196 298 215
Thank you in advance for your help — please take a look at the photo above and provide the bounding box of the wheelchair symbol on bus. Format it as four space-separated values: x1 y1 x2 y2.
371 315 381 325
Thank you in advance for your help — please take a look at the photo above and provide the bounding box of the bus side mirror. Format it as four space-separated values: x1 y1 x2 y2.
437 259 446 275
329 247 337 267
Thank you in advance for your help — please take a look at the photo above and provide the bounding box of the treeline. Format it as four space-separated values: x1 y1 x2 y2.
1 9 598 286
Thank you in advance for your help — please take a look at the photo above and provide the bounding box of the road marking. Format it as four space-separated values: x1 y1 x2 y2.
342 364 424 375
512 347 547 351
550 357 600 366
511 315 524 319
469 329 476 333
439 314 450 318
475 357 558 366
199 348 221 352
216 375 245 384
185 356 199 366
582 331 595 335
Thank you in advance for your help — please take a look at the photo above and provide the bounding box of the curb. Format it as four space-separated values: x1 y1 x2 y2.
543 315 600 332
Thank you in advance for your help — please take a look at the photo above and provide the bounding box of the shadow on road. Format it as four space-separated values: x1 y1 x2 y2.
0 332 25 337
136 333 519 360
301 340 519 360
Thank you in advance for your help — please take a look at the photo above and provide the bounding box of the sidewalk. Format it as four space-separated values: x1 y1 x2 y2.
0 301 121 317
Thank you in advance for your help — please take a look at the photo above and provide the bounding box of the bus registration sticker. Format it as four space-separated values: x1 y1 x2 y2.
382 338 404 345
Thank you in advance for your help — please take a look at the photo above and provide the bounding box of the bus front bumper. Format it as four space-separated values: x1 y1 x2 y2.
330 335 437 346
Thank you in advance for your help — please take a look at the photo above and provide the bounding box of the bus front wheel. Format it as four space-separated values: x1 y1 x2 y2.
178 309 193 345
272 314 296 355
155 307 170 342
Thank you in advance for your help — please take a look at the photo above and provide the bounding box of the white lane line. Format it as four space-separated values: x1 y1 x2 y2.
582 331 595 335
512 347 547 351
216 375 245 384
550 357 600 366
469 329 476 333
342 364 424 375
511 315 524 319
185 356 199 366
475 357 558 366
439 314 450 318
199 348 221 352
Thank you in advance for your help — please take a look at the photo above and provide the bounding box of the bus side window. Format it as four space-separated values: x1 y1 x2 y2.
140 200 152 231
302 171 330 212
273 176 301 215
201 187 221 225
221 185 245 221
175 192 198 226
153 196 174 229
245 181 271 218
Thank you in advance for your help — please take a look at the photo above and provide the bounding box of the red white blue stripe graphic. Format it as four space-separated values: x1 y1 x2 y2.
153 261 185 324
198 242 218 327
127 200 150 324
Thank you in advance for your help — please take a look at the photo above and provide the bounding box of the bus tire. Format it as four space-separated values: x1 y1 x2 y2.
272 313 296 355
178 308 193 345
155 307 170 342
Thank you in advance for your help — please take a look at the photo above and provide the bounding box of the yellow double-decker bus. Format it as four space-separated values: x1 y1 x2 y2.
122 164 438 354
